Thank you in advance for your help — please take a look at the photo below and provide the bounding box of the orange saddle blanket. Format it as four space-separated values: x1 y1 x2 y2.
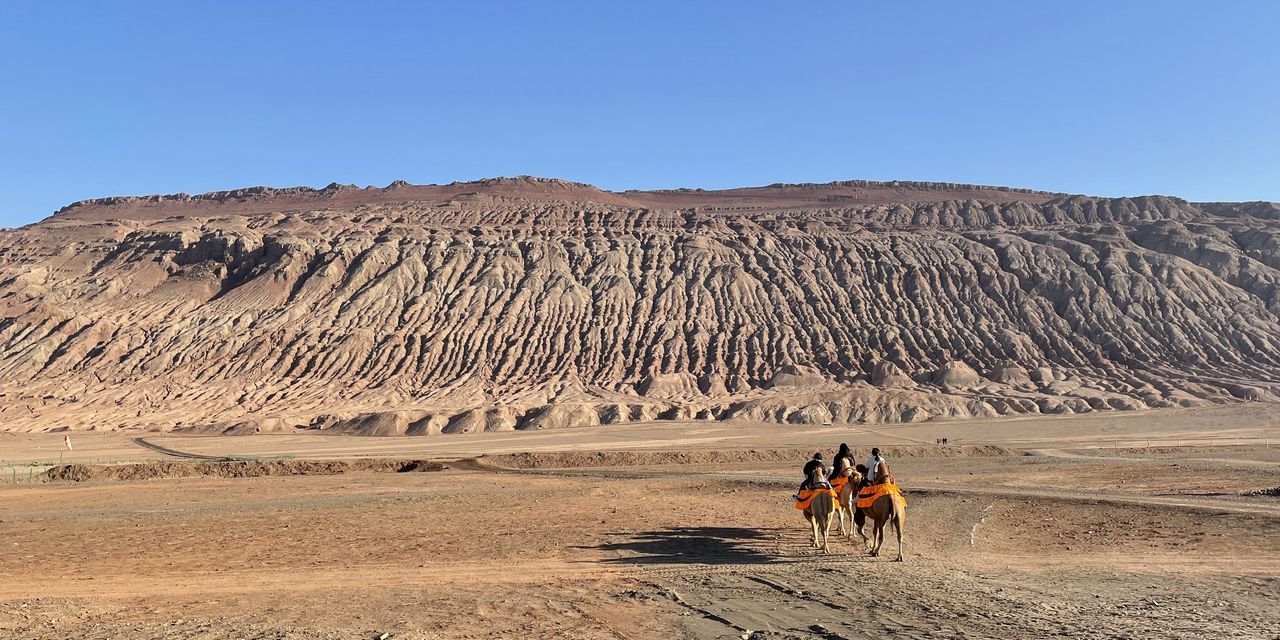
794 487 838 512
856 483 907 510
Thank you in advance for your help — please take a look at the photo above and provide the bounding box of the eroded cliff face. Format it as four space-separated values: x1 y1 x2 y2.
1 178 1277 433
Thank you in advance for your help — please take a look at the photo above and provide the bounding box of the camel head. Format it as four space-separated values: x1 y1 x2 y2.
808 466 826 487
844 460 865 483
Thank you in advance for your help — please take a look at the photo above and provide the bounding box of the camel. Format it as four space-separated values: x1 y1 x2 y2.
853 482 906 562
831 461 862 538
801 466 837 552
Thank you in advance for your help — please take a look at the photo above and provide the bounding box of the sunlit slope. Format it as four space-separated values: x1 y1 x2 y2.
1 177 1277 432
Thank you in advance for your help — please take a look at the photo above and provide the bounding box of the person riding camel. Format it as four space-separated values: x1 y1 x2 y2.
874 457 894 485
828 455 858 500
863 447 890 485
794 452 829 500
829 443 854 482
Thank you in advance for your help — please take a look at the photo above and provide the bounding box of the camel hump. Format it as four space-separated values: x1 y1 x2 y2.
857 483 907 510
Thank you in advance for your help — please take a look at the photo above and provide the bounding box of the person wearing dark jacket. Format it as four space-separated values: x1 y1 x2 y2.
795 452 829 500
829 443 854 480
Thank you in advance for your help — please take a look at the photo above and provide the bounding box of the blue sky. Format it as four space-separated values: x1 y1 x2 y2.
1 1 1277 226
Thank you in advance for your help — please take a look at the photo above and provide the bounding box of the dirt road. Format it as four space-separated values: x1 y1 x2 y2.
4 403 1276 469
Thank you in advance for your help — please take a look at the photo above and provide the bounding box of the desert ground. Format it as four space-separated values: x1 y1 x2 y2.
2 404 1279 639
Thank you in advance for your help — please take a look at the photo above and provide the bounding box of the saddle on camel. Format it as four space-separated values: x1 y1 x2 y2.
853 456 907 561
829 459 862 538
795 466 837 552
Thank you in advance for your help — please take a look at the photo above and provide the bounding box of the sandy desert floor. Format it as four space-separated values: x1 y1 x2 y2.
2 405 1279 639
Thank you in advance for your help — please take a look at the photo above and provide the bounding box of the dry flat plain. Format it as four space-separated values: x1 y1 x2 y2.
2 405 1278 639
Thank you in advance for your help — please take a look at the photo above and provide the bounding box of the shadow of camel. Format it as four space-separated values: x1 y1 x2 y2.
588 526 781 565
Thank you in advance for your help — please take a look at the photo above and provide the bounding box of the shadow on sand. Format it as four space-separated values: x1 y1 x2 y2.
589 526 780 565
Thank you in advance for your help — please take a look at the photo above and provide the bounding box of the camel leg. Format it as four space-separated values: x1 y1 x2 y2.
854 510 870 550
820 514 832 553
835 507 845 536
843 494 855 538
807 512 819 548
893 498 905 562
871 520 884 557
893 514 903 562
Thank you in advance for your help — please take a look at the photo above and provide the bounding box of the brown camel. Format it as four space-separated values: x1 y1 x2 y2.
831 461 862 538
854 484 906 561
801 466 837 552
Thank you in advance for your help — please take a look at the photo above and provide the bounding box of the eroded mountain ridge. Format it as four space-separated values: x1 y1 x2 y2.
2 177 1278 434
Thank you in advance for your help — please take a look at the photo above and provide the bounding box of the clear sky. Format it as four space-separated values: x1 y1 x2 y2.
2 1 1277 226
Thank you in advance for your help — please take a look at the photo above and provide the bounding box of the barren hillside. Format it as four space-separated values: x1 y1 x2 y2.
1 176 1278 434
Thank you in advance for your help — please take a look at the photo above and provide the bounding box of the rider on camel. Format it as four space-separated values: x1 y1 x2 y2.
794 452 830 500
829 443 855 481
863 447 892 485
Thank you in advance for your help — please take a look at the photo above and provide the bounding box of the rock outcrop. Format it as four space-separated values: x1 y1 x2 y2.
0 177 1277 433
871 361 914 388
